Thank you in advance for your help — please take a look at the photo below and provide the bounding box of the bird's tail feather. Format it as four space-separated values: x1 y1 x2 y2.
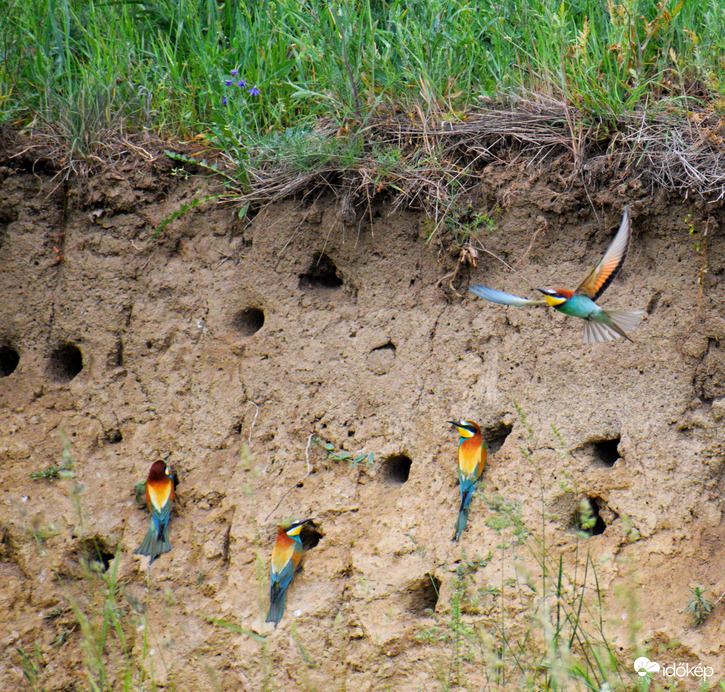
608 308 646 333
452 487 475 542
266 590 287 627
452 507 470 542
135 525 171 563
585 309 645 343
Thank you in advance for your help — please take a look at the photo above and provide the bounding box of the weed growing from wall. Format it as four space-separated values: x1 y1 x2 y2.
685 586 715 626
314 435 376 469
29 431 75 481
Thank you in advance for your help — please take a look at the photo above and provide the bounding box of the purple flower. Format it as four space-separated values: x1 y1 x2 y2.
248 86 260 96
225 79 232 86
231 69 238 75
237 80 247 88
222 97 227 105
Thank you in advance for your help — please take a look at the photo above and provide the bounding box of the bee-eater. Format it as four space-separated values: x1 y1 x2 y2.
450 420 487 542
266 519 310 627
135 460 175 563
470 206 645 343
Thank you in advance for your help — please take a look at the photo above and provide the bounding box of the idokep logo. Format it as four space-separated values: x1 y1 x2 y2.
634 656 715 682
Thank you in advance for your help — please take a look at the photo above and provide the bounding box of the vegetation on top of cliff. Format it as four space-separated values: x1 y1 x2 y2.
3 0 725 207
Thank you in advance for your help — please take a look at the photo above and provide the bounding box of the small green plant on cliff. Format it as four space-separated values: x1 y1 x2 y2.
445 202 499 246
150 190 219 242
572 496 598 536
314 435 375 468
685 586 715 626
30 433 74 481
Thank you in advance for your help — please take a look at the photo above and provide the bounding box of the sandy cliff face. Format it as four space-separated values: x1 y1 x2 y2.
1 156 724 690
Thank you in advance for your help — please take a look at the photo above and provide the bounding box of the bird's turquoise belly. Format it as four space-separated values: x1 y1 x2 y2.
555 295 601 320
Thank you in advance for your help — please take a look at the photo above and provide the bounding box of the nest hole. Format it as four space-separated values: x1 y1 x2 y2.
381 454 412 485
371 342 396 355
231 307 265 336
47 342 83 382
300 521 324 551
572 497 608 537
299 252 343 289
593 438 620 467
0 526 16 561
483 421 513 454
407 573 441 615
104 429 123 444
76 537 115 573
582 436 621 467
0 344 19 377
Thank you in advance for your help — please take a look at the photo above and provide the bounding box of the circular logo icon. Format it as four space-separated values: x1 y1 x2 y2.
634 657 660 676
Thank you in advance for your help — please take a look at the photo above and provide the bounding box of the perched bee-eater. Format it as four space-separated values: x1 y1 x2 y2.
450 420 487 542
266 519 310 627
470 206 645 343
135 459 175 563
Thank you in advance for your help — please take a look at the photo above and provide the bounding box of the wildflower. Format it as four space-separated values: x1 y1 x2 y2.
237 80 247 88
222 97 227 105
248 86 260 96
225 79 232 86
231 69 238 75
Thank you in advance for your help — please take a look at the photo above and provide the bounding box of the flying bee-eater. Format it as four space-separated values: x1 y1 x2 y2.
266 519 311 627
135 459 176 563
470 206 645 343
450 420 487 542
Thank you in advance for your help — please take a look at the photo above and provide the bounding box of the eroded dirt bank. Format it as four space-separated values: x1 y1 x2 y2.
1 152 724 690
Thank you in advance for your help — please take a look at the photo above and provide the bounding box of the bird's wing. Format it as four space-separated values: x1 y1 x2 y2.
469 284 546 307
271 544 302 594
476 448 488 479
271 541 295 575
575 205 631 300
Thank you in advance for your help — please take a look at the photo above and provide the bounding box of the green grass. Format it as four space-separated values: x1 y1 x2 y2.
417 410 642 690
17 440 175 691
3 0 724 166
417 519 635 689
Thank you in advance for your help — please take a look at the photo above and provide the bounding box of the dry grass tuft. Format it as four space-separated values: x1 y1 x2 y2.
7 97 725 217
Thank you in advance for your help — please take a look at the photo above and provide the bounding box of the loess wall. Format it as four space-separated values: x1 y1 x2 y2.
1 156 724 690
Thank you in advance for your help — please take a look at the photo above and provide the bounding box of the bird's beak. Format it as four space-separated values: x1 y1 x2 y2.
447 420 461 428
